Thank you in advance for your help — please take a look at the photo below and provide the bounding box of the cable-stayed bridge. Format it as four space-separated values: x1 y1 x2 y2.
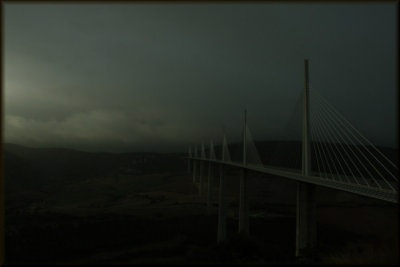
187 60 398 257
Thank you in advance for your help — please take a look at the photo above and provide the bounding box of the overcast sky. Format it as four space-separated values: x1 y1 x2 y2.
4 3 398 153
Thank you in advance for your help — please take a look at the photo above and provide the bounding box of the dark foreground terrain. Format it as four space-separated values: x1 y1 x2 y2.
3 143 399 264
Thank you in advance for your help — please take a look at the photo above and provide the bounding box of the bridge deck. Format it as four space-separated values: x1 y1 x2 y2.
189 157 398 204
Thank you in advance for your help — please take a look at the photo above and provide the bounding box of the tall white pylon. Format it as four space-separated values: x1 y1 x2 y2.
218 136 227 242
193 146 198 183
209 140 216 160
239 109 249 235
199 143 206 196
188 146 192 173
222 135 232 162
201 143 206 159
245 125 263 166
296 59 317 257
207 140 215 213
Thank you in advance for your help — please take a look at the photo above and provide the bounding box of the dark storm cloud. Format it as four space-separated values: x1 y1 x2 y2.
4 3 397 152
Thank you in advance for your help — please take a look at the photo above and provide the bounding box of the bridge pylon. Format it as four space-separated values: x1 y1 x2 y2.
199 143 206 196
188 147 192 173
217 135 228 243
239 109 249 236
192 146 197 184
296 59 317 257
207 141 215 214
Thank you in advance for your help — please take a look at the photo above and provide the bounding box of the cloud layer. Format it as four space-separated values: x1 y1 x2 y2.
4 3 397 152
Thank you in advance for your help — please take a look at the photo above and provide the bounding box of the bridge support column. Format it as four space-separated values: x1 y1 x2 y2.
238 168 249 235
192 160 197 184
296 182 316 257
207 162 213 213
239 109 249 236
217 164 227 243
199 160 204 196
297 59 316 256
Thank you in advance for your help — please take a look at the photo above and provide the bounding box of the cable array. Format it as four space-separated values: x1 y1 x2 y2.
222 135 232 162
189 88 398 196
209 140 217 160
310 89 398 191
245 125 264 166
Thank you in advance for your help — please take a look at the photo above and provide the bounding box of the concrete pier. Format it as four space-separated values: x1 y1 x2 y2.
296 182 316 256
207 162 213 213
217 164 226 243
192 160 197 184
238 109 249 235
200 160 204 196
238 168 249 235
296 59 317 257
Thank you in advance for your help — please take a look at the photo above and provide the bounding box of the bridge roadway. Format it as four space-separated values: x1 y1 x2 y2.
189 157 398 204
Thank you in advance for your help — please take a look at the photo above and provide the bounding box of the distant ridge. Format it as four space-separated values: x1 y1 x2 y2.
3 143 181 155
3 143 184 188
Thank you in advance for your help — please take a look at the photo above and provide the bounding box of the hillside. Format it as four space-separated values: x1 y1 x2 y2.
3 142 398 264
